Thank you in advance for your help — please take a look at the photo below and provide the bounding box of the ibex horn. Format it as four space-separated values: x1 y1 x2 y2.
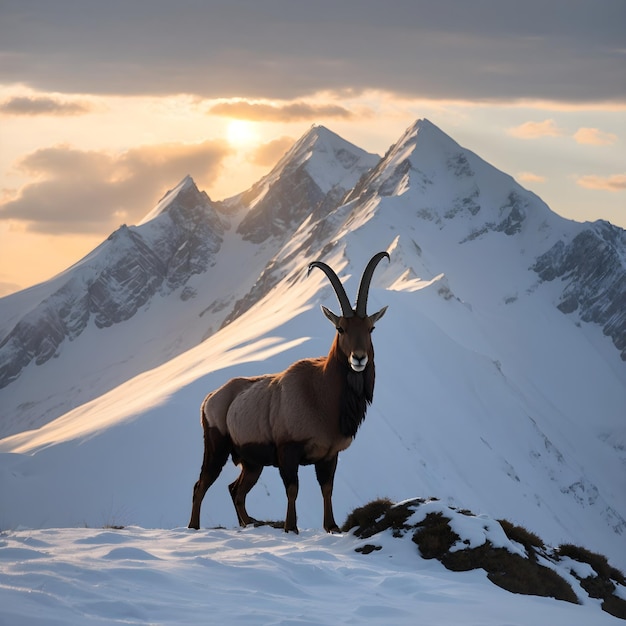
308 261 354 318
355 251 390 318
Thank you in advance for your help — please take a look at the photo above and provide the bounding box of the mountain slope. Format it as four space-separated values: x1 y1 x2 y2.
0 119 624 578
0 127 379 437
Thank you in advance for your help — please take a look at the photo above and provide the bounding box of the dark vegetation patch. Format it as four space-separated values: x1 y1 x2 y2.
355 543 382 554
412 511 459 559
342 497 626 620
253 520 288 530
498 518 545 556
441 544 577 603
557 544 626 619
557 544 625 585
341 497 416 539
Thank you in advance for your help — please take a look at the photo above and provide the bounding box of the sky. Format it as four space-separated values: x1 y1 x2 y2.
0 0 624 296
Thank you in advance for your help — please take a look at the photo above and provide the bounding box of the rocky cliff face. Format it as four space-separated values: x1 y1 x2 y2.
533 221 626 360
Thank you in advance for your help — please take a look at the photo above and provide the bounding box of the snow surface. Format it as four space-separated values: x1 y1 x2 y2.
2 521 623 626
1 119 625 624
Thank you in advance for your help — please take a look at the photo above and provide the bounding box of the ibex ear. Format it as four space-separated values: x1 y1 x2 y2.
368 306 388 325
321 305 342 327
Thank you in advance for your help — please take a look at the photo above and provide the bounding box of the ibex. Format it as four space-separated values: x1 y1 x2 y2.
188 252 389 533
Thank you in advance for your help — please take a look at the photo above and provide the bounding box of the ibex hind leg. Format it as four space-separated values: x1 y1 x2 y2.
229 462 263 527
277 443 305 534
188 426 232 529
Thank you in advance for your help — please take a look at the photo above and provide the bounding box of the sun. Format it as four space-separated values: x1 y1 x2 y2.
226 120 257 147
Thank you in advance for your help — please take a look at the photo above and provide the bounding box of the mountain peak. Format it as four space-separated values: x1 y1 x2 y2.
263 123 379 195
344 118 463 203
298 122 338 142
139 175 206 225
393 118 461 159
403 117 438 135
292 123 353 153
236 124 379 243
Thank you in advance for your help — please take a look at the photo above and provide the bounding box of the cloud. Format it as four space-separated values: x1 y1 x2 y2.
249 136 295 167
0 140 233 234
209 100 354 122
517 171 546 183
573 127 618 145
0 95 92 116
507 119 565 139
0 1 624 104
576 173 626 191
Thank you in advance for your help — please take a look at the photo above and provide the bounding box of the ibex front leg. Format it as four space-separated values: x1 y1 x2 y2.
315 454 340 533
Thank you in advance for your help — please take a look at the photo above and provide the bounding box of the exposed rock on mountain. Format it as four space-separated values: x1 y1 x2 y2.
533 221 626 360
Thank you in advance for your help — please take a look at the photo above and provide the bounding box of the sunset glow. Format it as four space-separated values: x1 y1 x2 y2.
226 119 258 147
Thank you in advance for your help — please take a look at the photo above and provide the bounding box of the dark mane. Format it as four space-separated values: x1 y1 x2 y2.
340 363 375 438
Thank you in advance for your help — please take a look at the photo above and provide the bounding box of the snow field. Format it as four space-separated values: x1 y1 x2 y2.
1 523 623 626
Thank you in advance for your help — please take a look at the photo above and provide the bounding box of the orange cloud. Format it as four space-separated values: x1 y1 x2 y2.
576 173 626 191
517 171 546 184
507 119 565 139
0 140 233 233
209 100 354 122
573 127 618 145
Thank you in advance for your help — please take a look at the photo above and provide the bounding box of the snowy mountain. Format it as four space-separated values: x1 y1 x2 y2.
237 124 379 243
0 175 228 387
1 116 625 602
0 126 379 436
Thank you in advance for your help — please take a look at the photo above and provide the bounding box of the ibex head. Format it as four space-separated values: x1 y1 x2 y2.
308 252 389 372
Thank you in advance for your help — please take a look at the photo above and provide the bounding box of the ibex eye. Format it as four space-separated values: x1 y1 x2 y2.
370 327 375 333
336 326 345 334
